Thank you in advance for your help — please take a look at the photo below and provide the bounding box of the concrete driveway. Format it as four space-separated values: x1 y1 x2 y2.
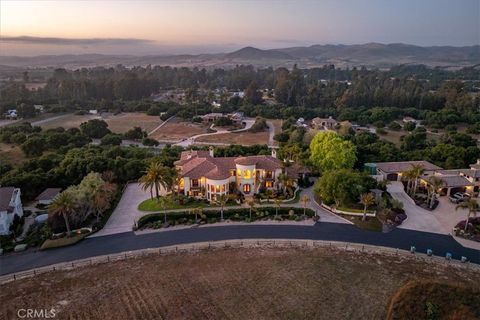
90 183 154 237
387 181 447 234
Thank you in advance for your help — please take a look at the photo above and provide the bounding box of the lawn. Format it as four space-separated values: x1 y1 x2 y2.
138 197 217 211
40 232 89 250
340 214 383 232
39 114 100 130
2 247 479 319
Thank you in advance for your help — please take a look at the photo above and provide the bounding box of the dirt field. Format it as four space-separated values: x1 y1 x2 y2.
197 130 270 145
0 143 26 164
149 118 209 141
38 114 100 130
103 113 162 134
2 247 479 320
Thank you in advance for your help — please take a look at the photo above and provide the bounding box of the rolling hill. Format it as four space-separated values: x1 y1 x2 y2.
0 43 478 69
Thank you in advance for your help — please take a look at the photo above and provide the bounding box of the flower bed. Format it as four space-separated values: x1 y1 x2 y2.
137 207 315 230
453 217 480 242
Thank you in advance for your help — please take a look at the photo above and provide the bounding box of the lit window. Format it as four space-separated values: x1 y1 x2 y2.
211 185 214 192
243 184 251 193
222 184 225 192
243 169 251 179
237 169 241 177
216 185 220 193
266 181 273 188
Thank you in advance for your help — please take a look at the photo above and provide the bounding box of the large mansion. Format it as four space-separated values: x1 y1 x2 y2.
174 148 284 201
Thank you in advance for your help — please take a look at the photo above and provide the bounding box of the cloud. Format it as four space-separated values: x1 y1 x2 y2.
0 36 153 46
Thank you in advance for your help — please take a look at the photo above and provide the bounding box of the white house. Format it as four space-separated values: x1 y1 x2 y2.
0 187 23 235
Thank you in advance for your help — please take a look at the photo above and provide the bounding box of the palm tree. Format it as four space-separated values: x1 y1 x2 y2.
91 182 117 222
217 194 227 221
359 193 376 221
247 200 255 220
139 161 169 201
456 199 479 232
427 176 444 209
278 173 293 195
49 191 76 235
138 174 154 200
301 194 309 217
264 189 273 203
193 207 202 223
159 197 168 224
274 198 282 218
401 169 414 194
410 164 425 195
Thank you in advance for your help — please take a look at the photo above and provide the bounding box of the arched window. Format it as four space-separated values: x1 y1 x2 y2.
243 169 251 179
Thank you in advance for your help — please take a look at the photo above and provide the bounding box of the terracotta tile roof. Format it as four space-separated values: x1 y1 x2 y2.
36 188 62 201
176 151 282 181
0 187 15 212
437 169 480 178
375 161 442 173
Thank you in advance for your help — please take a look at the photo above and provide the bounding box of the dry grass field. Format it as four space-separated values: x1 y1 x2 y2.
38 114 100 130
103 113 162 134
197 130 270 145
2 247 479 320
0 143 25 164
149 118 209 141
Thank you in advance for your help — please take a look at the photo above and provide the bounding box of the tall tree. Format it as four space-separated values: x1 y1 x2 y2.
359 193 376 221
49 191 76 235
309 131 356 172
456 199 479 232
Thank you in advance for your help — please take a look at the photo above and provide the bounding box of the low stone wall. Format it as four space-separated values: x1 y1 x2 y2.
321 203 376 217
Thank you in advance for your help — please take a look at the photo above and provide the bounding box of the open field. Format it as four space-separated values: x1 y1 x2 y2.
103 113 162 134
38 114 100 130
197 130 270 145
2 247 479 319
378 129 441 146
0 143 25 164
149 118 209 141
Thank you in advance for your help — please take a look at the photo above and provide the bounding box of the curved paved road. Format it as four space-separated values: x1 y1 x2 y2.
1 223 479 275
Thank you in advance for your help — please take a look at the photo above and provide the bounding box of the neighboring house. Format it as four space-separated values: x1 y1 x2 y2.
211 101 222 108
201 112 244 124
5 109 17 119
367 161 442 181
174 148 284 201
0 187 23 235
33 104 44 112
201 113 224 123
89 109 98 115
420 160 480 196
36 188 62 205
368 159 480 196
312 116 337 130
403 117 422 127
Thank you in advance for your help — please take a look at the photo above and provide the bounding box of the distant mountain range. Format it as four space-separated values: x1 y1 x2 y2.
0 43 478 70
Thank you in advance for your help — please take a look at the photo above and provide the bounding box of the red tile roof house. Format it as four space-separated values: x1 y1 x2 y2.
0 187 23 235
174 148 285 201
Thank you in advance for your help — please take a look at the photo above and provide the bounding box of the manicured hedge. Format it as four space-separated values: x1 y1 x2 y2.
138 207 315 229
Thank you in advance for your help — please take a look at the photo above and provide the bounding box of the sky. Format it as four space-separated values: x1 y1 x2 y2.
0 0 479 56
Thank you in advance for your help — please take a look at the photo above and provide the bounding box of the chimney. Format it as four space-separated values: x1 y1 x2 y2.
209 146 214 157
271 148 277 158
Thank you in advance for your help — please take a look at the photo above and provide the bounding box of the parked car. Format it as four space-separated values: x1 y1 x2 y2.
449 192 470 204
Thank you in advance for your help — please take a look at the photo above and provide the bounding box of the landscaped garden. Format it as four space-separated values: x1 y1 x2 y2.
136 207 315 230
453 199 480 242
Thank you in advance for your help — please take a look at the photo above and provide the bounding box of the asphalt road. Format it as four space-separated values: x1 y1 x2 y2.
1 222 479 275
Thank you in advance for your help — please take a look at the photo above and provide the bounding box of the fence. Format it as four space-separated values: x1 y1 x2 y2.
1 239 478 285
